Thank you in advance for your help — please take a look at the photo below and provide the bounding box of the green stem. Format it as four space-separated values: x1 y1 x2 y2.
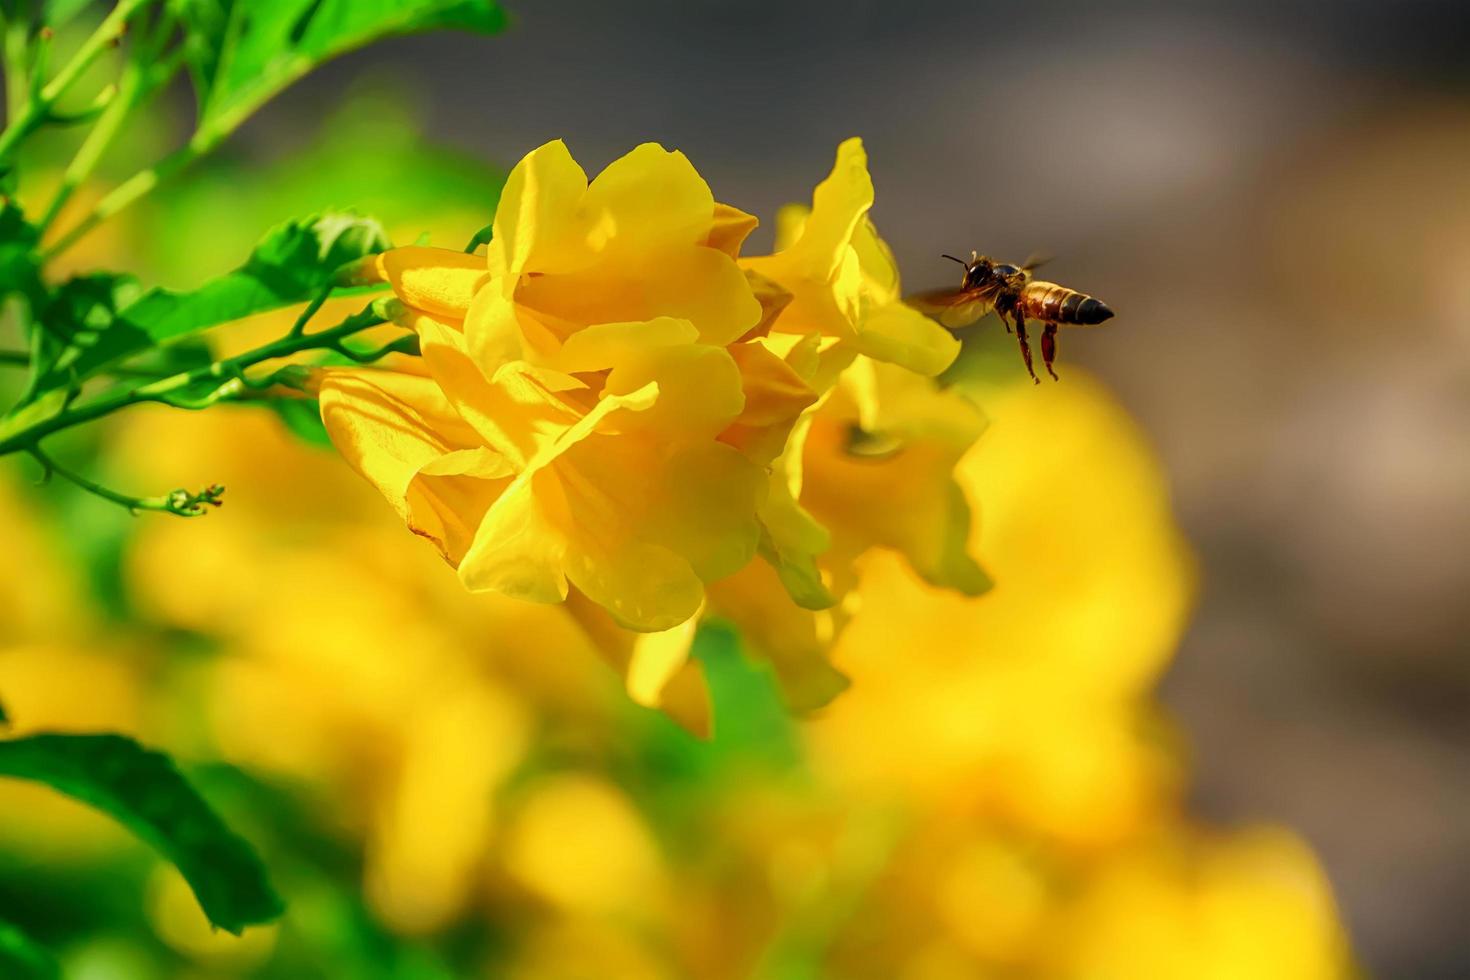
29 444 224 517
41 131 199 261
0 301 390 457
40 51 296 262
3 18 29 124
0 0 149 161
37 0 147 105
36 39 181 235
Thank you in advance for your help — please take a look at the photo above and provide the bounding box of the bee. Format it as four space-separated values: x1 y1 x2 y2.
908 251 1114 383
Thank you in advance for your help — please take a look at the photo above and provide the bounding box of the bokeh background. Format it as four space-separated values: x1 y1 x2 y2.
311 3 1469 973
2 1 1467 977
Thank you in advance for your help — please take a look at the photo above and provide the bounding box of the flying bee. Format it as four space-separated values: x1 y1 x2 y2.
908 251 1114 383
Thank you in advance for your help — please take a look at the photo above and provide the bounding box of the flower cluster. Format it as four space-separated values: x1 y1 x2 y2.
0 369 1354 976
320 137 976 711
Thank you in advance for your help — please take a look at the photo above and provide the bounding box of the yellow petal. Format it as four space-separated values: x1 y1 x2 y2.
706 559 850 711
416 315 586 469
625 608 701 708
489 139 592 277
757 491 835 610
582 143 715 256
376 246 487 320
563 520 704 633
557 437 764 586
717 342 818 465
405 447 514 564
562 591 713 736
600 343 746 442
742 245 863 342
803 388 990 596
520 379 660 473
317 365 480 521
756 411 837 611
458 471 569 603
738 269 793 342
454 380 663 604
852 215 901 304
514 245 761 348
647 443 765 581
852 301 963 377
845 355 987 444
793 137 873 279
461 282 566 375
705 203 759 257
556 317 699 373
772 202 810 253
652 658 713 739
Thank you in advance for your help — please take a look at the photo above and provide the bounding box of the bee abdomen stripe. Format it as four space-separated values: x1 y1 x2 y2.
1059 291 1084 321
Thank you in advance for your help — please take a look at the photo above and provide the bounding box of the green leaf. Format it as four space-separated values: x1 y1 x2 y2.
0 920 57 980
24 273 143 395
0 199 43 308
177 0 508 132
694 623 802 770
47 211 390 388
0 733 284 934
0 386 69 448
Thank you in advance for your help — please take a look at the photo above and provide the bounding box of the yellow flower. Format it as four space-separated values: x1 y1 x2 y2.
724 138 981 652
741 137 961 382
320 140 815 633
708 358 990 709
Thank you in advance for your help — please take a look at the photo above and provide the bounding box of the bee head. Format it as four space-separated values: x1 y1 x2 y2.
943 252 994 289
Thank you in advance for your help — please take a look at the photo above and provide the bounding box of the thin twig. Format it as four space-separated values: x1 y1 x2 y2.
0 300 393 457
28 444 224 517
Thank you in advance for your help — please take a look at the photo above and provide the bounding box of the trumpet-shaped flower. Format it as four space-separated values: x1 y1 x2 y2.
708 357 991 709
741 137 961 383
319 141 815 632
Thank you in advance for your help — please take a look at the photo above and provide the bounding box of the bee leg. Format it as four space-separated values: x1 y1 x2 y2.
1015 316 1038 384
1042 322 1059 380
1001 312 1012 335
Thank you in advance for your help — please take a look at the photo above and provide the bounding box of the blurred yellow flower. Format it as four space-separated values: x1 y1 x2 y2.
146 864 277 968
115 404 624 935
808 373 1196 845
0 469 90 642
1060 827 1355 980
500 773 665 916
321 140 817 633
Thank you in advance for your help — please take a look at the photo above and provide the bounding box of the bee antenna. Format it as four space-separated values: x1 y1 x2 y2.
941 253 969 268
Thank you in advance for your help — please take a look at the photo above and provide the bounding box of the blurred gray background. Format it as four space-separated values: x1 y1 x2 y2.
263 2 1468 975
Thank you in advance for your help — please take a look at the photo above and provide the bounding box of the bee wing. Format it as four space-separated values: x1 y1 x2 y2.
906 287 993 329
1022 251 1053 273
